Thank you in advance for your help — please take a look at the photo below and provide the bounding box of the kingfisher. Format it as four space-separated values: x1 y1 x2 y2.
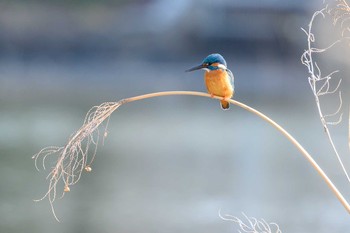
186 53 234 110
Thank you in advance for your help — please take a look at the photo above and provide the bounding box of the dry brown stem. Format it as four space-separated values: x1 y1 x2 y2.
33 91 350 221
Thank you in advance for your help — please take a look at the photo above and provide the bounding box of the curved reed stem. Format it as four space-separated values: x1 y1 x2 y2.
123 91 350 214
34 90 350 220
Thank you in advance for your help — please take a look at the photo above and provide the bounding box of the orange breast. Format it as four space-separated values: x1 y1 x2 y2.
204 69 234 98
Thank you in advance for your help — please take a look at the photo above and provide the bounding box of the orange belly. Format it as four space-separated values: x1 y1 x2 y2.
204 69 234 98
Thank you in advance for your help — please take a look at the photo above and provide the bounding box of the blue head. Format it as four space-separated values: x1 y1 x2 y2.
186 53 227 72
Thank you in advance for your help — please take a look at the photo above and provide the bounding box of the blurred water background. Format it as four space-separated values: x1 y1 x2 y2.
1 0 350 232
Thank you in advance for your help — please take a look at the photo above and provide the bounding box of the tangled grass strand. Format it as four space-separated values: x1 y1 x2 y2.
301 6 350 185
219 211 282 233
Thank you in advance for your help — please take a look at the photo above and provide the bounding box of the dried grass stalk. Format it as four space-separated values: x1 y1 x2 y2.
33 91 350 221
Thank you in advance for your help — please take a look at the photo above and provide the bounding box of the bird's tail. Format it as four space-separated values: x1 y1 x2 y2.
220 100 230 110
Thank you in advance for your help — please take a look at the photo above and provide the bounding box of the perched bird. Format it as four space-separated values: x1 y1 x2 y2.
186 53 234 110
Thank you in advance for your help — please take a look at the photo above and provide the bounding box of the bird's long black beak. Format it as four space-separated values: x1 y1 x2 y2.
185 64 206 72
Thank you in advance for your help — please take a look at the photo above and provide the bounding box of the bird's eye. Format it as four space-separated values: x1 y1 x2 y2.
203 63 209 66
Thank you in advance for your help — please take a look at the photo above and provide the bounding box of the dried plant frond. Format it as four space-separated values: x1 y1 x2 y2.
32 100 124 221
219 211 282 233
301 6 350 183
330 0 350 36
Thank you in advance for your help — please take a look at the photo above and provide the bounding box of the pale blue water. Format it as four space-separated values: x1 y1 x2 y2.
0 58 349 233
